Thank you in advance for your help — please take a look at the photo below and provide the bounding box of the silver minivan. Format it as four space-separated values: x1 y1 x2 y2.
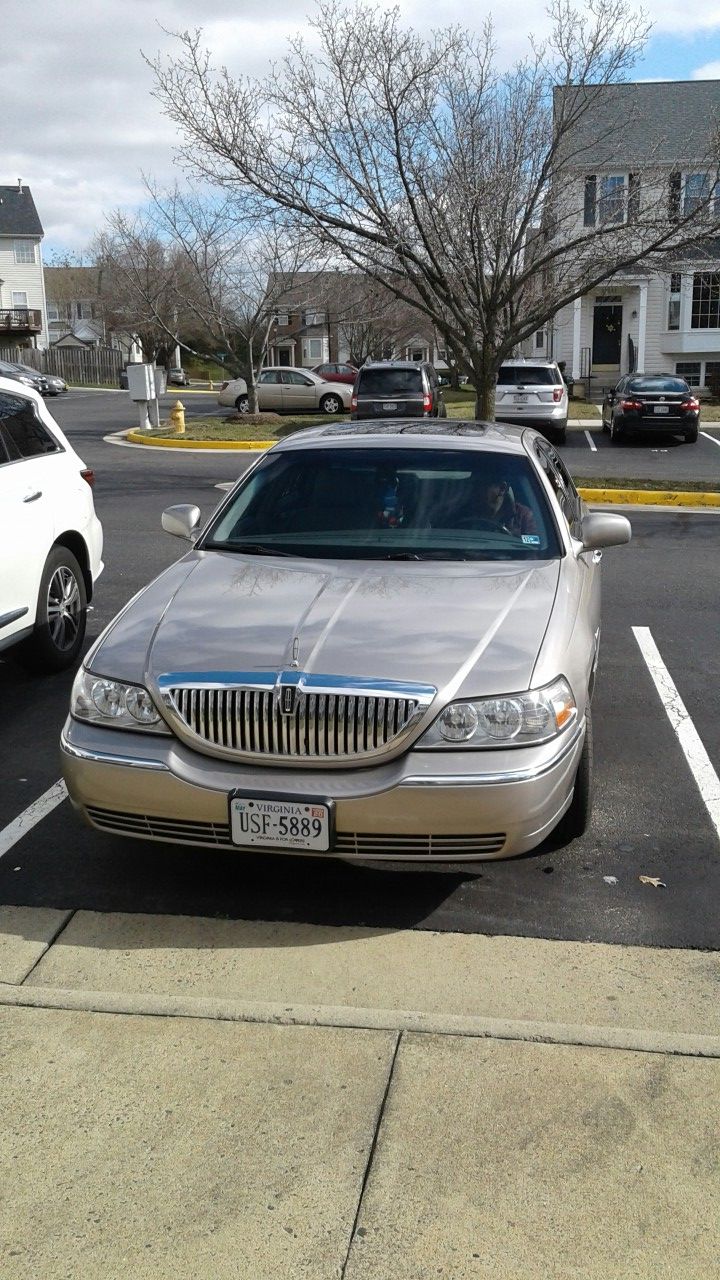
495 360 569 444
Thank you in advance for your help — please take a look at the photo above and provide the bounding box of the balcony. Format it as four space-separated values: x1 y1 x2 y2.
0 308 42 334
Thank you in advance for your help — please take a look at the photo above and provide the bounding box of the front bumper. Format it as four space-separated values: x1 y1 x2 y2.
61 715 585 862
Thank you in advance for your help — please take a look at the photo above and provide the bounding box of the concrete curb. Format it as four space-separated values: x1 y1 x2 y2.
3 983 719 1059
578 487 720 507
125 429 275 450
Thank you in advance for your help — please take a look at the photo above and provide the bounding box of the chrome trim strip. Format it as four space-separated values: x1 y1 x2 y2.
157 670 436 700
400 724 584 787
60 735 170 772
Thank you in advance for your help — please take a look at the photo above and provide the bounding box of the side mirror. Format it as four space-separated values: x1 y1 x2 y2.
162 504 201 541
581 512 631 552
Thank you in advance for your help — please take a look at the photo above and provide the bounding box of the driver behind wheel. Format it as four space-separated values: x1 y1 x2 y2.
451 462 537 536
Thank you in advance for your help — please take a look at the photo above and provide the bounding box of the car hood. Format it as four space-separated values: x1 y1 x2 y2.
92 551 560 701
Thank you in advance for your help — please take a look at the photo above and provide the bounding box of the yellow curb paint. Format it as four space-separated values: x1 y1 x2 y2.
579 487 720 507
126 431 276 450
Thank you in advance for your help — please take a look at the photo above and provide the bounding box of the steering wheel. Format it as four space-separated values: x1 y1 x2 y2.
453 515 510 533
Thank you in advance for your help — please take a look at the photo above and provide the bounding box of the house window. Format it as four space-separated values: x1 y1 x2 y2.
598 176 626 225
47 304 60 322
410 348 426 362
274 313 289 327
584 175 635 227
675 362 701 387
705 361 720 390
13 240 35 264
684 173 712 216
307 338 323 359
535 330 545 349
11 291 28 309
303 311 325 327
667 273 681 331
691 273 720 329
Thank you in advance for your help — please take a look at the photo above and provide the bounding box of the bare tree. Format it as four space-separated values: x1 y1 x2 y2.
98 185 312 410
148 0 720 419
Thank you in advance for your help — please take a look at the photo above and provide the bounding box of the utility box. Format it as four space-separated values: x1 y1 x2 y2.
153 368 167 398
126 364 156 402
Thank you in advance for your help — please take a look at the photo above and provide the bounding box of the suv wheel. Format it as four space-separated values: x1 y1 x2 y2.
684 424 698 443
16 546 87 673
609 418 624 445
553 420 567 445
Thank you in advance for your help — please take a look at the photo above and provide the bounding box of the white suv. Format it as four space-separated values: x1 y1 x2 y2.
494 359 569 444
0 377 103 672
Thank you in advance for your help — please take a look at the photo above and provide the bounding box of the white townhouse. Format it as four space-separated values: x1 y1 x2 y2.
543 81 720 394
0 182 48 353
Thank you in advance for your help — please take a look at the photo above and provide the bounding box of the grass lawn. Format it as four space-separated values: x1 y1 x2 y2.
156 413 345 441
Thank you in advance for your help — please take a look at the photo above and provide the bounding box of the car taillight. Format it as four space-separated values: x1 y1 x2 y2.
552 388 563 402
220 381 229 391
620 399 643 412
680 397 700 411
423 392 432 412
351 393 357 411
80 468 95 488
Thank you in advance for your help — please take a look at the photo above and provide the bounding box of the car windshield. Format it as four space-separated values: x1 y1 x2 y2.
498 366 562 386
203 447 561 562
357 369 423 395
626 377 688 393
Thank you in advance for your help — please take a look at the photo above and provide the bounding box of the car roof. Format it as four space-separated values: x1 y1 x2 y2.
499 358 559 368
359 360 428 370
270 419 535 456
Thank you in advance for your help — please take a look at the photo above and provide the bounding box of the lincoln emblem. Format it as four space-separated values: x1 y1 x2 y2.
282 686 296 714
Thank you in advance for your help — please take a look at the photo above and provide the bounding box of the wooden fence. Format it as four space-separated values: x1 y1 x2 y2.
3 345 123 386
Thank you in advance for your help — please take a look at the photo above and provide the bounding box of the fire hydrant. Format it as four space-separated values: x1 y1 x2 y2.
169 400 185 434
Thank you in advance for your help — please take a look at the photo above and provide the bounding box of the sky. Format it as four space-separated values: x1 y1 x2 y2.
2 0 719 257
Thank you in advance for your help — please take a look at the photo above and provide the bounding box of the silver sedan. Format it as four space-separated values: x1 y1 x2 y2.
61 422 630 862
217 366 351 415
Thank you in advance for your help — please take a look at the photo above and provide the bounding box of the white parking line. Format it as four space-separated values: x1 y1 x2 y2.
0 780 68 859
701 431 720 448
584 430 598 451
632 626 720 843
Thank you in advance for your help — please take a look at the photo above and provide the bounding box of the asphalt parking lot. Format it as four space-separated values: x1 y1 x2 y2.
2 389 720 950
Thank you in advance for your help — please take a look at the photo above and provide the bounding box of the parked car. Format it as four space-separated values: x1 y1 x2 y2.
43 373 68 396
350 360 446 419
0 359 49 397
217 367 352 414
494 360 568 444
0 377 103 672
311 361 358 385
61 420 630 862
601 373 699 444
168 367 189 386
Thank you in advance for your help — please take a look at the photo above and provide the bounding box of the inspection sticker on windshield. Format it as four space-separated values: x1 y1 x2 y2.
522 534 541 545
229 793 332 851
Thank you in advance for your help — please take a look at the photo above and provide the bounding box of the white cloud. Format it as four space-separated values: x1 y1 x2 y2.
692 61 720 78
1 0 718 254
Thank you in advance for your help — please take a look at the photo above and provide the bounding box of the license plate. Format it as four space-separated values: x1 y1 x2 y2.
229 793 332 851
654 405 669 414
514 394 528 404
382 401 398 411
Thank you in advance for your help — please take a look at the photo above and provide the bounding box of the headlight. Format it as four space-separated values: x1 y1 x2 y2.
18 376 36 386
419 677 577 748
71 668 170 733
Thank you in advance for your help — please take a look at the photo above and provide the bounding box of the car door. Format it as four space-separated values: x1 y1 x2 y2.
256 370 284 411
0 392 61 647
281 370 318 410
604 377 624 427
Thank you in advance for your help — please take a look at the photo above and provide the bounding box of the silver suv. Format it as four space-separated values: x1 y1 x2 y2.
494 359 568 444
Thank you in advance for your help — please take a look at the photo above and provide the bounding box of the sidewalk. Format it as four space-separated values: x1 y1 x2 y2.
1 907 718 1278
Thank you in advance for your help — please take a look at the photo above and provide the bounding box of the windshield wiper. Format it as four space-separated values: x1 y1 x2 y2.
209 541 296 557
383 551 423 560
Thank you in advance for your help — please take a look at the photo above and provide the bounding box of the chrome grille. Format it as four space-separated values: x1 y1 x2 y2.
158 672 435 762
85 807 505 858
